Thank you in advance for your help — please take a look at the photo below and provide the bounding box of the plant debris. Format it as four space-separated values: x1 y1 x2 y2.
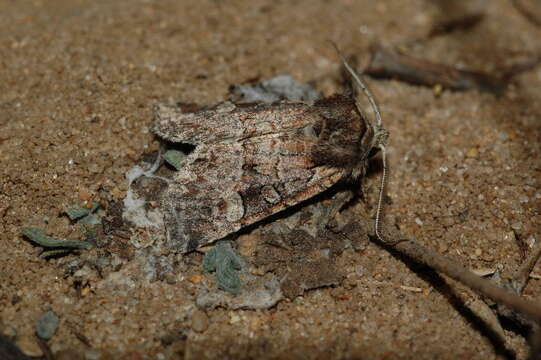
21 227 92 258
203 242 242 295
365 45 508 94
429 12 485 37
162 150 187 171
512 0 541 27
230 74 320 102
64 202 101 225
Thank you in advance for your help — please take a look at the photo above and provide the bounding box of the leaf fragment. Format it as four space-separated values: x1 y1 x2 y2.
21 227 92 250
203 242 242 295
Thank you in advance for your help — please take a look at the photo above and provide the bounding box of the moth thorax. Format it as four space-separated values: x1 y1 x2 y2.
351 165 365 181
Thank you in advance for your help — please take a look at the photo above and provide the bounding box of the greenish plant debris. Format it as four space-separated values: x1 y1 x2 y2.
65 201 101 224
35 310 59 340
79 214 101 225
203 242 242 295
81 223 99 242
65 206 90 221
21 227 92 257
163 150 187 170
39 248 74 259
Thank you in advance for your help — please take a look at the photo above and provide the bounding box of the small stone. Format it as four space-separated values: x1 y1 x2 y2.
16 335 43 357
163 273 177 285
237 233 260 257
433 83 443 96
81 284 92 297
511 222 523 231
519 195 529 203
526 235 537 248
88 163 103 174
438 242 449 253
343 276 358 289
187 274 203 284
441 216 455 227
458 210 469 222
229 313 241 324
36 310 59 340
79 191 93 201
191 310 209 333
465 148 478 158
74 265 91 278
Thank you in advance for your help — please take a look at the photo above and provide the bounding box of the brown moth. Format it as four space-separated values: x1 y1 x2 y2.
152 55 388 253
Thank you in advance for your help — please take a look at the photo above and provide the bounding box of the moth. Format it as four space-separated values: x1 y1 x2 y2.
152 55 389 253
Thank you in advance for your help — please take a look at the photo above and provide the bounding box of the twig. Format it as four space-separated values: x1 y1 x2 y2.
35 336 54 360
364 45 541 95
512 0 541 28
358 216 541 324
429 13 485 37
528 325 541 360
365 45 507 94
513 240 541 294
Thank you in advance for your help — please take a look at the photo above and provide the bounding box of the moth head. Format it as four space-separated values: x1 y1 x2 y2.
368 123 389 157
332 42 389 243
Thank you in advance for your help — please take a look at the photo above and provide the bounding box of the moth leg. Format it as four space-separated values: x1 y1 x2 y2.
351 164 368 202
355 180 366 202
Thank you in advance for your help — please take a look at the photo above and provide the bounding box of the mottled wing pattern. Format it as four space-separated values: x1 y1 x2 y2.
153 101 316 145
154 95 367 252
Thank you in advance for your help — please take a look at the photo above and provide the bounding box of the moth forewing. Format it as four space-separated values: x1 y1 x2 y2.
154 55 387 252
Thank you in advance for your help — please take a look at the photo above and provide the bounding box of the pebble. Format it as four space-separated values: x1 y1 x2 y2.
237 233 260 257
466 148 478 158
163 273 177 285
187 274 203 284
437 242 449 253
79 191 93 201
191 310 209 333
88 163 103 174
36 310 59 340
16 335 43 357
441 216 455 227
511 222 523 231
526 235 537 248
229 313 241 324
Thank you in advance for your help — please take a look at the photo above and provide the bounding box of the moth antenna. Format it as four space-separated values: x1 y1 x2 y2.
374 144 387 242
329 41 383 127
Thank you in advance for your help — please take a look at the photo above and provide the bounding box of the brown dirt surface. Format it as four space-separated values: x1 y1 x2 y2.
1 0 541 359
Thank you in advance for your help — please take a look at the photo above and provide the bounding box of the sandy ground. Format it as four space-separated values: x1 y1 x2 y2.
1 0 541 358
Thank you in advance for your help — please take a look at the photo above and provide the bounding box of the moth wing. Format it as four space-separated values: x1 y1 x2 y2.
153 101 316 145
159 94 365 252
161 135 347 253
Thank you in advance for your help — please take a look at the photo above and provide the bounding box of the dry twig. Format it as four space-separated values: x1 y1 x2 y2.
356 216 541 325
512 0 541 27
